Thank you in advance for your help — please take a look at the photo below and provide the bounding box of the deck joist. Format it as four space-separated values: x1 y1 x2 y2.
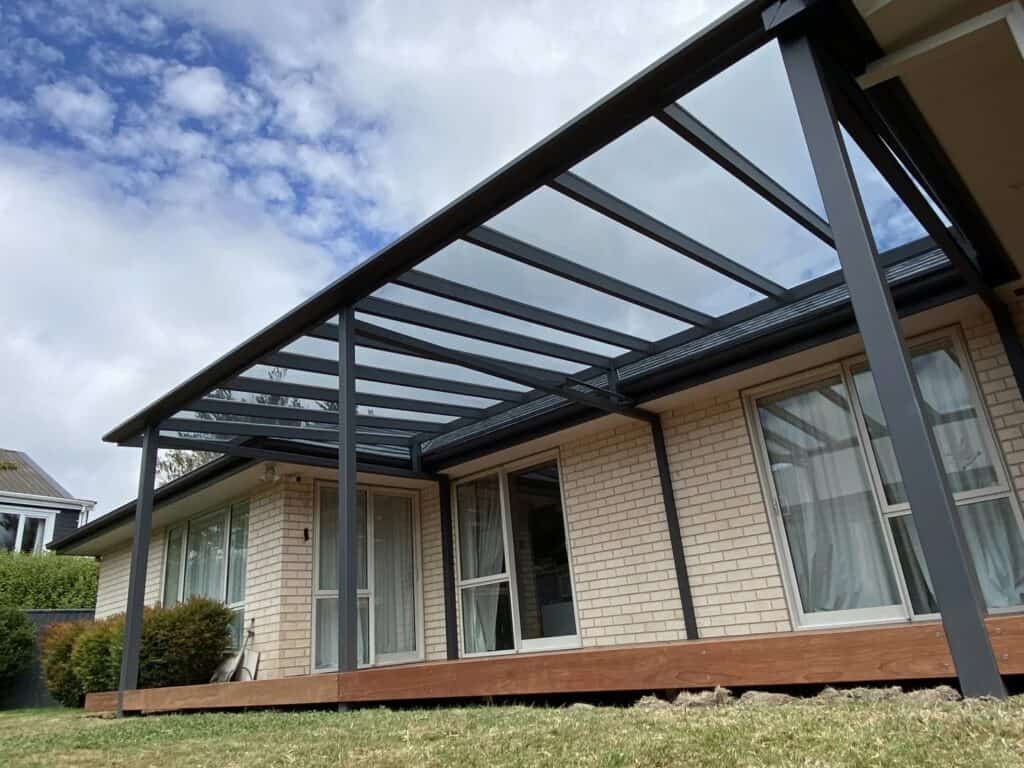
87 615 1024 713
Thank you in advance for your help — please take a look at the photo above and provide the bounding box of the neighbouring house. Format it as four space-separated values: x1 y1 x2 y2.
52 0 1024 713
0 448 94 554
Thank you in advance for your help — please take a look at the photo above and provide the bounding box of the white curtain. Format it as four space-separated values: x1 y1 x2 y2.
163 527 184 607
227 504 249 605
462 583 510 653
457 476 508 652
315 597 368 668
960 499 1024 609
184 513 225 600
760 380 898 614
373 495 415 656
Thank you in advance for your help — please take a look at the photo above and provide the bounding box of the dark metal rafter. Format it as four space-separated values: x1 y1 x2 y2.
549 171 788 298
160 417 414 446
187 398 451 434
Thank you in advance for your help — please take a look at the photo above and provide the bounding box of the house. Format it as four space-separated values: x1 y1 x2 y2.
1 448 94 554
52 0 1024 713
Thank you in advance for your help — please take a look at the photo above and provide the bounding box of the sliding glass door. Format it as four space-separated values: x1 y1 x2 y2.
455 457 578 656
313 485 420 670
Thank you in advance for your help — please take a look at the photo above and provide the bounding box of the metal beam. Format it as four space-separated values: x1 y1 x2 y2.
263 351 529 403
337 306 359 672
649 416 698 639
465 226 720 329
657 103 834 247
551 171 790 297
161 417 414 446
188 398 451 434
117 424 158 717
351 297 611 368
356 319 653 421
782 32 1005 699
438 476 459 660
397 270 654 353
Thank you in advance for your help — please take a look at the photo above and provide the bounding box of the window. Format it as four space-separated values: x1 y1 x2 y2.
0 508 54 554
313 485 421 671
163 501 249 646
747 330 1024 628
454 456 578 655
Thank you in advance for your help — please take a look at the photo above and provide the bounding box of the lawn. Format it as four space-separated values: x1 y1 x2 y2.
2 696 1024 768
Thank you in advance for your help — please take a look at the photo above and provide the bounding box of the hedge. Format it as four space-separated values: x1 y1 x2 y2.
41 598 235 705
0 608 35 685
0 552 98 609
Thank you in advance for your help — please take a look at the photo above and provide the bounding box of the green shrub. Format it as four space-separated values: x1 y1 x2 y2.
40 620 91 707
0 608 35 685
45 598 234 704
70 617 123 695
0 552 98 609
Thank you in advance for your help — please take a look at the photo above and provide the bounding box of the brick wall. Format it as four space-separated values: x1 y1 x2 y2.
94 529 165 619
420 482 448 660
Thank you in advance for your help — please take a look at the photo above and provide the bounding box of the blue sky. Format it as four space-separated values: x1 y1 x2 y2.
0 0 926 515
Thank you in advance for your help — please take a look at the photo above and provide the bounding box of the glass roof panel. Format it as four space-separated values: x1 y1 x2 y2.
355 314 588 375
372 283 629 358
354 347 533 392
419 240 687 341
487 187 761 317
680 41 826 216
572 117 838 289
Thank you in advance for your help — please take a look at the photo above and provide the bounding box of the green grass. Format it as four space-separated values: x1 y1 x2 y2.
2 698 1024 768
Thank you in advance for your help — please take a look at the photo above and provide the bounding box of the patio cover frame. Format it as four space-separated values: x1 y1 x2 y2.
109 0 1024 711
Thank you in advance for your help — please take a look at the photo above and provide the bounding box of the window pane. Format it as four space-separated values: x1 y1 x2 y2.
314 596 369 669
373 494 416 656
889 500 1024 613
508 462 576 640
457 475 505 580
184 512 226 601
230 608 245 650
318 487 367 591
163 527 184 607
227 503 249 605
461 582 514 653
757 377 899 615
19 517 45 554
1 513 18 551
853 343 999 504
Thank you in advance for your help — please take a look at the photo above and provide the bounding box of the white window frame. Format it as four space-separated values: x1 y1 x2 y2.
162 500 250 639
311 482 424 672
744 326 1024 630
452 450 581 658
0 506 56 554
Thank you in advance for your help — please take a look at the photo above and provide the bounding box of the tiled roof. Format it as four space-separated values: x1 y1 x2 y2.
0 448 73 498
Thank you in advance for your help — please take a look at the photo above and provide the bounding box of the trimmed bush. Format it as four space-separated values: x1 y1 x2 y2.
43 598 234 705
40 620 91 707
0 552 98 609
0 608 35 685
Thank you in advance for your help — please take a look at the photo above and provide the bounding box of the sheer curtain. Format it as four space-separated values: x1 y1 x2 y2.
760 379 898 615
959 499 1024 609
374 495 416 656
184 513 225 600
457 476 509 652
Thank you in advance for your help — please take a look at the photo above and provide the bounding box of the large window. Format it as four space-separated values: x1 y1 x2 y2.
163 501 249 646
454 456 578 655
747 330 1024 628
0 508 54 554
313 485 421 671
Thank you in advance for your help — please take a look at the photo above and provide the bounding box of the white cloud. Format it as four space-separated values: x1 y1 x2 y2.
34 78 116 137
162 65 230 117
0 98 28 122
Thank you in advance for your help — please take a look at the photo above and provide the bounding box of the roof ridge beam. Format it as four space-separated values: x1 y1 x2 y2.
465 226 720 329
550 171 789 298
657 103 834 247
397 270 653 353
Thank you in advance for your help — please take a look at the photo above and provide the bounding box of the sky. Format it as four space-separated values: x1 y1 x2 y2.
0 0 927 519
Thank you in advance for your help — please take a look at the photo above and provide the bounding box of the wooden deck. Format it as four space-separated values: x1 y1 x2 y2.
88 615 1024 713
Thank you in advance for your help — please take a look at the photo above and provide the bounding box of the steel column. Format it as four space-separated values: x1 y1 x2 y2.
336 307 359 672
781 34 1005 698
649 416 699 640
438 475 459 659
117 423 159 717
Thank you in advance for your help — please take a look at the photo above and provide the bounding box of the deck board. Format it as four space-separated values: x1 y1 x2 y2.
88 615 1024 713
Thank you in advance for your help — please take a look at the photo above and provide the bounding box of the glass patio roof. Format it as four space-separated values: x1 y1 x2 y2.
104 1 1012 476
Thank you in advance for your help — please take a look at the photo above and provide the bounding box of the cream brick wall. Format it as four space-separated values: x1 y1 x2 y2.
559 422 687 646
420 482 448 661
94 528 165 619
661 395 790 637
